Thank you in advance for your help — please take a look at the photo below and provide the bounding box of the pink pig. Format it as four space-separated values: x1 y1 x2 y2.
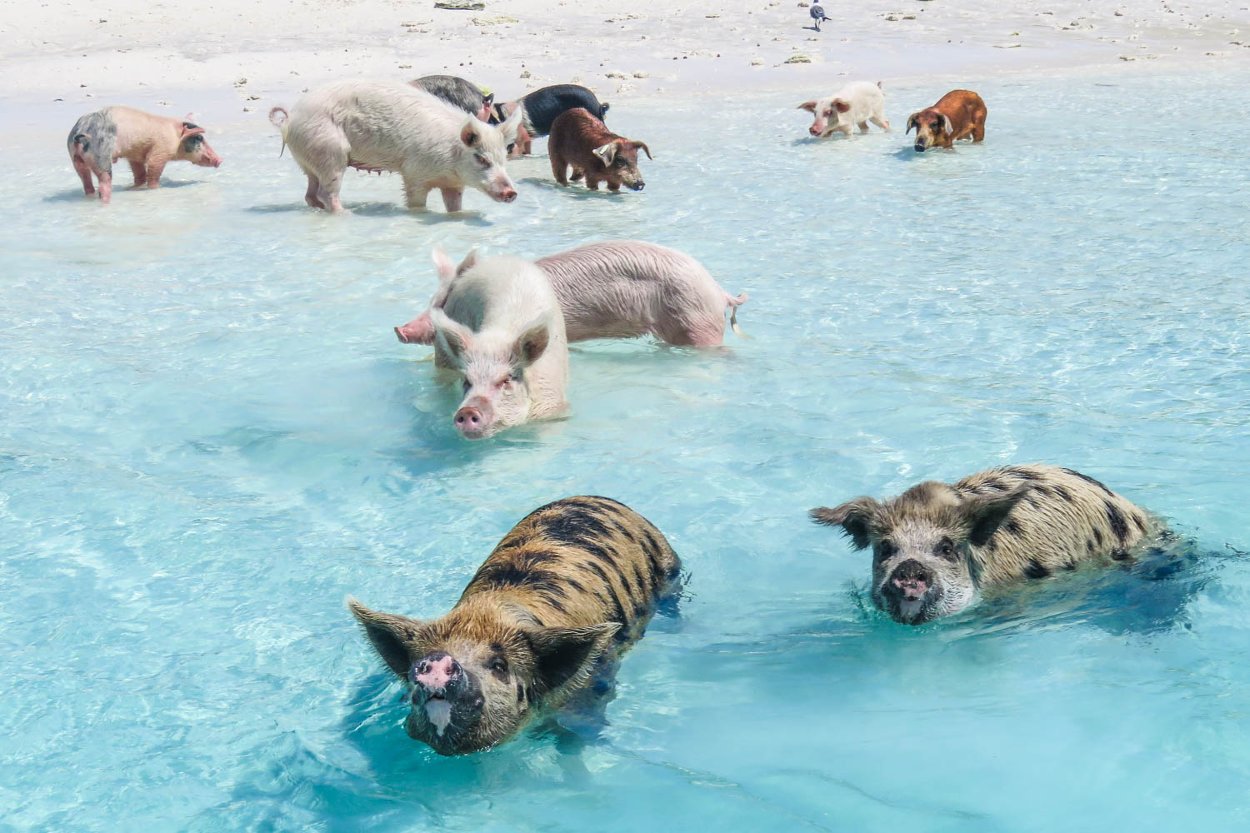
67 106 222 203
396 240 747 348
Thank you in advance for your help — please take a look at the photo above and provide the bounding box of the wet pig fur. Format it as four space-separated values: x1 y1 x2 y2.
349 495 682 755
548 108 651 192
810 464 1161 624
67 105 222 203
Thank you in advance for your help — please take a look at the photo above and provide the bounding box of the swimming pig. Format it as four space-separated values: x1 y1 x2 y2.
810 464 1160 624
349 495 682 755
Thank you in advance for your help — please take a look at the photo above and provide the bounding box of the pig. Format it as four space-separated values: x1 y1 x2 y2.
268 80 523 213
906 89 988 152
810 464 1162 625
492 83 609 156
548 108 651 192
411 75 494 123
66 106 222 203
428 249 568 439
797 81 889 138
395 240 747 348
349 495 682 755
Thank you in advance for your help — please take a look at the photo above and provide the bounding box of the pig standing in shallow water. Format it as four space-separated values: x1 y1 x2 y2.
269 80 522 213
548 108 651 192
395 241 747 348
798 81 889 138
67 106 222 203
428 249 568 440
349 495 682 755
810 464 1161 624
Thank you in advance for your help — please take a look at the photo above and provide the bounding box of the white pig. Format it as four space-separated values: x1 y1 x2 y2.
428 249 569 440
798 81 889 138
396 241 747 347
269 80 523 213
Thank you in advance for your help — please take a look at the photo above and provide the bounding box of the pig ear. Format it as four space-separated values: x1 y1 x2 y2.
964 485 1032 547
459 118 481 148
499 106 524 144
631 140 652 160
592 142 618 166
180 122 206 139
833 99 851 114
430 308 474 361
809 497 881 550
527 623 620 696
905 113 920 134
347 599 425 679
456 249 479 277
431 247 458 284
940 114 954 136
482 91 495 108
510 317 551 368
798 100 818 113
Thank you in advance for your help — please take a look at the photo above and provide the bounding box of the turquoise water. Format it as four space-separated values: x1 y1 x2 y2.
2 68 1248 831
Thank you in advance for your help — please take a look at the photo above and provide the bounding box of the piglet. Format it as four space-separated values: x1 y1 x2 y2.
428 249 569 439
798 81 889 138
67 106 222 203
396 240 747 348
548 108 651 192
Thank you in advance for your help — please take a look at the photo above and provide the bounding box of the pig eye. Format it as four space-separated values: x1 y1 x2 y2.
474 153 491 168
497 375 511 389
936 539 957 560
824 109 834 117
488 656 509 677
461 380 471 393
877 541 897 559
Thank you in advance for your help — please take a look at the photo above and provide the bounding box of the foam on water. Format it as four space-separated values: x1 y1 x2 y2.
2 70 1248 831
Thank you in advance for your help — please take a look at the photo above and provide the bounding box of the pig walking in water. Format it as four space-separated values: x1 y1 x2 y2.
268 80 522 213
548 108 651 192
491 83 609 156
349 495 682 755
798 81 889 138
428 249 568 440
395 240 747 348
810 464 1162 625
66 106 222 203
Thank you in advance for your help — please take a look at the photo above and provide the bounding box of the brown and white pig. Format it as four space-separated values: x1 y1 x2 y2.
810 464 1162 625
427 249 568 439
547 108 651 192
395 241 747 348
797 81 889 138
349 495 681 755
268 80 523 213
67 106 222 203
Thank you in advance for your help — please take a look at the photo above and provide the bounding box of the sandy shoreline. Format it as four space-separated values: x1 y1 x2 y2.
3 0 1248 117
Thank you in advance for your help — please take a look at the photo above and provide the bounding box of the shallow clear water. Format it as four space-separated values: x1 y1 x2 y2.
2 68 1249 831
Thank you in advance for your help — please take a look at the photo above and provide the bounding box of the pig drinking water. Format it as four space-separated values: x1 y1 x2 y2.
492 83 609 156
548 108 651 192
810 464 1162 624
67 106 222 203
797 81 889 138
268 80 522 213
395 240 747 348
427 249 568 439
411 75 494 123
349 495 682 755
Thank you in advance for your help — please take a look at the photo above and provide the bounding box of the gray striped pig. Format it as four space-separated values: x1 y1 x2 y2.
810 465 1161 624
349 495 682 755
396 240 747 348
269 80 523 213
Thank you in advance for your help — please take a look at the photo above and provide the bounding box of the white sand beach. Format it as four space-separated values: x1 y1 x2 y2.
2 0 1248 111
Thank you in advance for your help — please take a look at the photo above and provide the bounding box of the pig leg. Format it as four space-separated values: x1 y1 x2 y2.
97 170 113 204
128 160 147 188
303 173 326 209
314 170 346 212
858 121 870 133
584 176 600 191
402 175 431 210
570 167 584 182
143 155 168 189
972 123 986 143
439 187 463 213
550 152 569 186
607 181 620 193
72 156 97 197
870 114 890 131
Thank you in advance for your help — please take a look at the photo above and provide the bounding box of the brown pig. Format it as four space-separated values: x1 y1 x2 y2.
67 106 222 203
349 495 682 755
547 108 651 192
906 90 988 152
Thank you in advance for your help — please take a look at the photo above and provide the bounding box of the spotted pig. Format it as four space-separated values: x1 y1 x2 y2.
810 464 1160 624
349 495 682 755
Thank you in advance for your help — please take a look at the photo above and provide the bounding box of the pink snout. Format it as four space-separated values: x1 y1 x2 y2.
454 404 489 439
808 119 827 137
492 186 518 203
395 313 435 345
892 576 928 601
413 653 462 694
196 146 223 168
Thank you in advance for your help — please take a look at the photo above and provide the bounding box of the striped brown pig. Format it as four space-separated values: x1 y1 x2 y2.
810 465 1161 624
349 496 681 755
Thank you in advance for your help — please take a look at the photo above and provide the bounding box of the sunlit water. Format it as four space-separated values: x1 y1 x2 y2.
2 68 1248 831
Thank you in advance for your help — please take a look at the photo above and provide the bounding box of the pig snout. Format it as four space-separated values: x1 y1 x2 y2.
489 180 518 203
412 652 464 698
196 145 223 168
395 313 435 345
454 398 495 439
887 560 933 601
